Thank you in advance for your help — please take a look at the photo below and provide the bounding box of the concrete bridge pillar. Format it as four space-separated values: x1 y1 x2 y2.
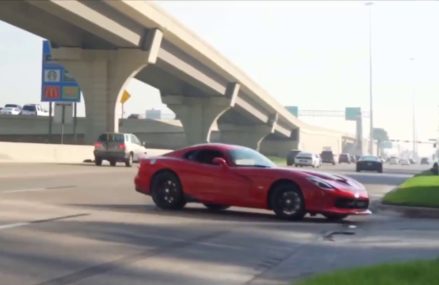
162 83 239 145
51 30 163 144
260 129 300 157
219 113 278 151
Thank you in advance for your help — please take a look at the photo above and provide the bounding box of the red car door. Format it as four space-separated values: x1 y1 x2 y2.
178 149 251 206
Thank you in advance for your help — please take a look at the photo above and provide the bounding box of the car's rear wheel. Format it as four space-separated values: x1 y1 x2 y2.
203 203 229 211
151 171 186 210
125 153 133 167
323 213 348 221
95 157 102 166
270 184 305 220
109 160 116 167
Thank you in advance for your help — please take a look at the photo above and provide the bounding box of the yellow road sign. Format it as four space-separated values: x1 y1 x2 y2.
120 90 131 104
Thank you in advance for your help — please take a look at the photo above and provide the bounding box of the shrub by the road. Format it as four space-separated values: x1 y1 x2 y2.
383 171 439 208
296 259 439 285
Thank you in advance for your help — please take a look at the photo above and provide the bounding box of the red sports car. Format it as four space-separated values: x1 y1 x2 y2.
134 144 370 221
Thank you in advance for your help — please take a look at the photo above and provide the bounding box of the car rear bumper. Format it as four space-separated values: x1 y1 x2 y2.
94 150 127 161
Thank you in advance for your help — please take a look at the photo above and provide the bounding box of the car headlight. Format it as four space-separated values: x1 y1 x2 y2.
307 176 335 191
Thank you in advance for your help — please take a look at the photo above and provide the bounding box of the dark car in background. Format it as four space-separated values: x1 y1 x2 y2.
420 157 430 165
321 150 336 165
286 149 301 166
356 155 383 173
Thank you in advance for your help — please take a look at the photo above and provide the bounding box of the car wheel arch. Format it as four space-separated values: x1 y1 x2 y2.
266 179 303 209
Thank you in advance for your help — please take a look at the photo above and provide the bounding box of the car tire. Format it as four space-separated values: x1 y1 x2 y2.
270 184 306 221
378 167 383 173
151 171 186 210
203 203 230 211
95 157 102 166
110 160 116 167
323 213 348 221
125 153 133 167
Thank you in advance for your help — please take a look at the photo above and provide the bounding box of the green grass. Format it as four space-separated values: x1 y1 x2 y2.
383 171 439 208
296 259 439 285
267 156 286 166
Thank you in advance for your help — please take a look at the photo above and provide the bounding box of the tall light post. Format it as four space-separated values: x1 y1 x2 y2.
410 57 417 160
366 2 374 155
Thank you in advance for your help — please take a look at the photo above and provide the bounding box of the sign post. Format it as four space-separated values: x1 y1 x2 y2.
41 40 81 144
120 90 131 125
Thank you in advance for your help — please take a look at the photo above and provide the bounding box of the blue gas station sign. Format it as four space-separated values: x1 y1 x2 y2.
41 41 81 102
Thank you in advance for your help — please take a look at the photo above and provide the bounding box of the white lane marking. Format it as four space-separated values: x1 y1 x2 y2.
0 222 30 230
2 188 46 194
2 185 76 194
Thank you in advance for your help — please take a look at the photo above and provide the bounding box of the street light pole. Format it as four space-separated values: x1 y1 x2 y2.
366 2 374 155
410 57 417 160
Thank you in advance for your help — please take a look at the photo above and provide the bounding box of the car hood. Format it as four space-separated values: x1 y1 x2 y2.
277 167 366 193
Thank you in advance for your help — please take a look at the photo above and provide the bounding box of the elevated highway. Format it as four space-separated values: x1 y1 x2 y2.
0 0 353 154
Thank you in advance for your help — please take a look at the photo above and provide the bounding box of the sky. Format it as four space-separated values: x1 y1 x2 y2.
0 0 438 155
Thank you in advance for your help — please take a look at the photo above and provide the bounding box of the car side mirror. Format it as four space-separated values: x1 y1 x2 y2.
212 157 228 168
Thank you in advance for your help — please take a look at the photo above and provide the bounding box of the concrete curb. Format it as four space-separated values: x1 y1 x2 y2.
378 202 439 219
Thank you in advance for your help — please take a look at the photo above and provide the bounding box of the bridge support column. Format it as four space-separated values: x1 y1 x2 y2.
51 30 163 143
219 114 278 151
162 83 239 145
260 129 300 157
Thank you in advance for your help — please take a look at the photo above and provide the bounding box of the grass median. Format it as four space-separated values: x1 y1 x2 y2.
382 169 439 208
296 259 439 285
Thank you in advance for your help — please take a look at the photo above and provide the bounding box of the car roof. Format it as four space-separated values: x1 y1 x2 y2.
166 143 249 157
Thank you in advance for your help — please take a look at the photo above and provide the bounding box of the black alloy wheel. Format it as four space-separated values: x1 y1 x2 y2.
203 204 230 211
151 172 186 210
270 185 306 220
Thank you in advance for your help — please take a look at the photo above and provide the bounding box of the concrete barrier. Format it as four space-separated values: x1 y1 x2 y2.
0 142 171 164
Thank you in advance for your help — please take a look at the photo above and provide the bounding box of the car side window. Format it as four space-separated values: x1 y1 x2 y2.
131 134 141 145
185 149 225 165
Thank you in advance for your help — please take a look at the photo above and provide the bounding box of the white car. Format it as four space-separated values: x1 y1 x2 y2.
0 104 21 115
21 104 49 116
399 159 410 166
294 152 321 168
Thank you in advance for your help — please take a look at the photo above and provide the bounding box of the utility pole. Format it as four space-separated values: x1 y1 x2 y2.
366 2 374 155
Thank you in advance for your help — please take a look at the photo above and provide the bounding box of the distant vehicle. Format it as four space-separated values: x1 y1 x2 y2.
338 153 352 164
294 152 321 168
409 158 416 165
94 133 147 167
0 104 21 115
127 113 144 119
321 150 336 165
388 157 399 165
20 104 49 116
134 143 370 221
356 155 383 173
286 149 301 166
399 158 410 166
420 157 430 165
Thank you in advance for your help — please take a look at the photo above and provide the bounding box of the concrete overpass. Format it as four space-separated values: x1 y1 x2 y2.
0 1 351 154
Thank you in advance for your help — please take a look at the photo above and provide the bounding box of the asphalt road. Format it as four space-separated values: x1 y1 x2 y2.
0 162 438 285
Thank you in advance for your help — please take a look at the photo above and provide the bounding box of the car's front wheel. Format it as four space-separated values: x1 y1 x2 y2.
151 171 186 210
270 184 305 220
203 203 230 211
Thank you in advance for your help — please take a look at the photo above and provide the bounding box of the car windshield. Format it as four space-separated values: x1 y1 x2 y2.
97 133 124 143
359 156 379 161
5 104 18 108
229 147 275 168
